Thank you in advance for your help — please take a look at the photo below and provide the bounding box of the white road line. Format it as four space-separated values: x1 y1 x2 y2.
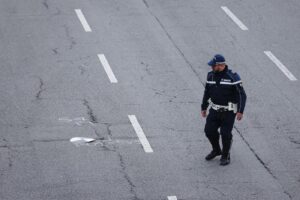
97 54 118 83
221 6 249 31
167 196 177 200
264 51 297 81
128 115 153 153
75 9 92 32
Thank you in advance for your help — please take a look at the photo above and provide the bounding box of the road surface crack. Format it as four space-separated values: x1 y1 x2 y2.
235 127 293 199
63 25 76 50
141 0 205 86
82 99 98 123
52 48 58 55
1 138 14 171
42 0 49 9
35 77 46 100
98 123 139 199
141 61 152 76
100 123 116 151
78 64 87 75
33 138 70 143
289 136 300 146
117 153 140 200
207 184 226 197
142 0 149 8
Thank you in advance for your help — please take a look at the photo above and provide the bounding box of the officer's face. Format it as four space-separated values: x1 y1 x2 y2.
212 64 226 72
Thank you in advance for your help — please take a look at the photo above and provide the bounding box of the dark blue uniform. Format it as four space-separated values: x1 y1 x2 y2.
201 66 246 113
201 65 247 164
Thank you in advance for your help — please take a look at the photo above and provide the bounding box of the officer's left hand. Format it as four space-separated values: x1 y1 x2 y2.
236 113 243 121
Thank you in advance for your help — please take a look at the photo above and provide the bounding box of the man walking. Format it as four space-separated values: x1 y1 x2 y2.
201 54 247 166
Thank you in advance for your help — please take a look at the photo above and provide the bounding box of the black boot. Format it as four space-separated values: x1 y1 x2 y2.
205 150 222 160
220 139 232 166
220 154 230 165
205 136 222 161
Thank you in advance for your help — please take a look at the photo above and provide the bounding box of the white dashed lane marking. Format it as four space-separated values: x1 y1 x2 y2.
264 51 297 81
167 196 177 200
128 115 153 153
221 6 248 31
75 9 92 32
97 54 118 83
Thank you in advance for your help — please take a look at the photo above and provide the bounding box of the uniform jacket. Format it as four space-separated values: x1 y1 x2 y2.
201 66 247 113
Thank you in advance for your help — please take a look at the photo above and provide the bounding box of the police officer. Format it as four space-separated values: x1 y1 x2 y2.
201 54 247 166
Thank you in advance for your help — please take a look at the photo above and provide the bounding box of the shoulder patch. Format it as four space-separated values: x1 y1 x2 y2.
233 72 241 81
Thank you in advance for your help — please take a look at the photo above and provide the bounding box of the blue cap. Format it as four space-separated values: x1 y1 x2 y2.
208 54 226 66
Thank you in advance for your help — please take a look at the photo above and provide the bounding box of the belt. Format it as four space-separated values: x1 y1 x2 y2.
208 99 237 113
211 103 229 112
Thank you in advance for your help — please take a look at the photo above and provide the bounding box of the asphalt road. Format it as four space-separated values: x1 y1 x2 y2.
1 0 300 199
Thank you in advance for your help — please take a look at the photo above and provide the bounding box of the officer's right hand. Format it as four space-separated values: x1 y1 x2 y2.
201 110 207 118
236 112 243 121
